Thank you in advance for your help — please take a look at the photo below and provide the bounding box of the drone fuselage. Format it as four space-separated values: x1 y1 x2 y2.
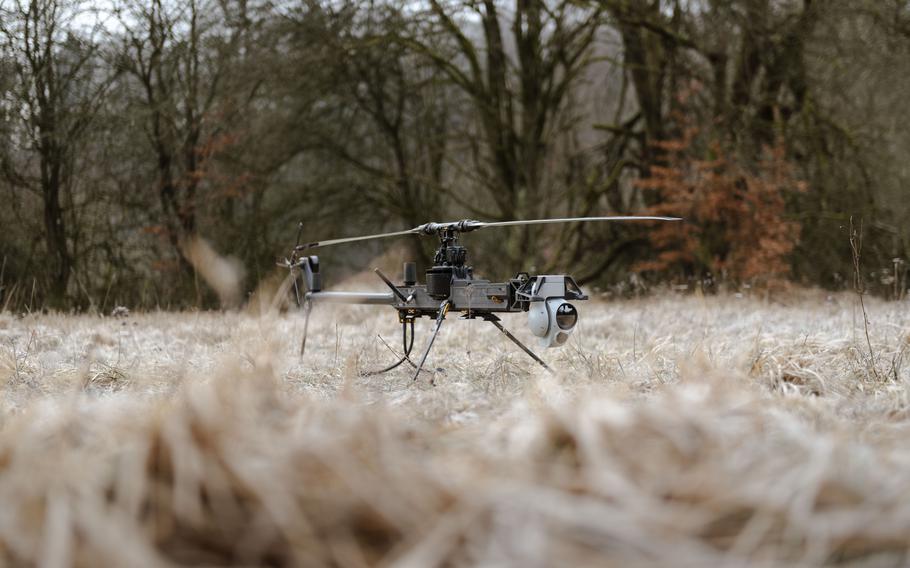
299 222 587 321
304 272 587 320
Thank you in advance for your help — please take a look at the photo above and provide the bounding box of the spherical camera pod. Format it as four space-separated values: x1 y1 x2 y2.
527 298 578 348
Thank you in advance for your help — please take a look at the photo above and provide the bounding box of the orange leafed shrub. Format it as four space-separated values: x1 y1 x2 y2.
636 118 805 288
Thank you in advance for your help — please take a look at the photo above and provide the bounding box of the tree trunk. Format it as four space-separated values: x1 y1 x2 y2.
42 175 71 305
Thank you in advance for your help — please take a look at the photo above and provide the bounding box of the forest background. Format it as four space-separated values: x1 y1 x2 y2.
1 0 908 311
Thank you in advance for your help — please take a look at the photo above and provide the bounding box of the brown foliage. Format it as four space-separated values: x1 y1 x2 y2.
636 106 805 288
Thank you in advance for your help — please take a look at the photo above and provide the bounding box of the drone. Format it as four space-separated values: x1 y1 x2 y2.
280 216 680 382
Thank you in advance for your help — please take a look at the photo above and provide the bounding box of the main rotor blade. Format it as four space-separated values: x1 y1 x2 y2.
296 226 421 251
295 215 681 251
470 216 681 230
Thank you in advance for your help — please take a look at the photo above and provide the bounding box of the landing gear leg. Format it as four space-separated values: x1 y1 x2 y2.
412 301 451 383
485 314 552 372
300 298 312 356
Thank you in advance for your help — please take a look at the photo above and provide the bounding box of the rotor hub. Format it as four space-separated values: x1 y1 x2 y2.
430 225 472 280
419 219 481 235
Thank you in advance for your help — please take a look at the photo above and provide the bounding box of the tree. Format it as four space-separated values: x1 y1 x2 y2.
403 0 603 261
114 0 252 301
275 0 453 265
0 0 114 306
598 0 892 288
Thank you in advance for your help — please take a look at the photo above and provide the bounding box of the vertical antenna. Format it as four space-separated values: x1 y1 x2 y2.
294 221 304 248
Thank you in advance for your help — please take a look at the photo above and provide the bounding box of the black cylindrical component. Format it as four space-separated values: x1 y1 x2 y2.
425 266 453 299
403 262 417 286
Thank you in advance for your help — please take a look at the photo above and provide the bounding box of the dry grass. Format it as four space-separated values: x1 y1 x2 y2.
2 292 910 566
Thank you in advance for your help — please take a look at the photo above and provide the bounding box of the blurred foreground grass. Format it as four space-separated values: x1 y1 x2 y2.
0 292 909 566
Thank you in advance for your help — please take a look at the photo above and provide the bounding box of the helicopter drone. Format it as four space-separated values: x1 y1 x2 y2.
281 216 681 382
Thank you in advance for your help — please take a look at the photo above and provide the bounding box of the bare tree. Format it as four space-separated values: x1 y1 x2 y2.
276 0 453 263
402 0 602 260
595 0 887 287
0 0 114 306
114 0 249 287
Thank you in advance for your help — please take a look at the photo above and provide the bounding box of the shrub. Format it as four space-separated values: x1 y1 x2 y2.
636 102 804 289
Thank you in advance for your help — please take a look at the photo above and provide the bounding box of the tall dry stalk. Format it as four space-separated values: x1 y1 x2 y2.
849 217 880 379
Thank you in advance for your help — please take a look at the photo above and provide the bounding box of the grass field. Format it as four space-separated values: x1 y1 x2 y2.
1 292 910 566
